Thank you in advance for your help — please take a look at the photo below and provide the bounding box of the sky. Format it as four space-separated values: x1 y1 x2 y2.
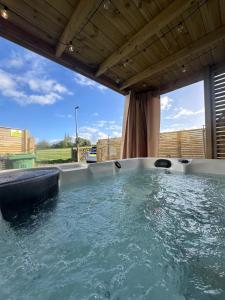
0 37 205 144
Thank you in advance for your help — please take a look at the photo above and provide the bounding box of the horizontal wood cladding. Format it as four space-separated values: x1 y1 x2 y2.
211 67 225 158
0 127 34 154
96 128 205 161
97 138 121 162
159 128 205 158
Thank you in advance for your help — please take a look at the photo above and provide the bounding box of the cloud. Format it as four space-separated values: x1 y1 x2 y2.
92 112 99 116
74 73 107 91
55 113 73 119
49 138 61 144
94 120 116 128
26 93 62 105
111 131 121 137
161 125 199 133
166 107 204 119
3 51 25 69
0 51 71 105
94 120 109 128
79 120 122 143
93 120 122 134
79 126 108 143
27 78 70 94
161 96 173 110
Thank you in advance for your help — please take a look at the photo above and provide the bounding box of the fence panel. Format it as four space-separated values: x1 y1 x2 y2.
96 128 206 162
159 131 181 157
180 129 205 158
78 146 92 161
97 138 121 162
0 127 34 154
159 128 205 158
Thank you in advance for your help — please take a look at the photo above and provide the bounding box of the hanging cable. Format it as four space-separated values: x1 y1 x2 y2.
117 0 208 69
156 43 220 93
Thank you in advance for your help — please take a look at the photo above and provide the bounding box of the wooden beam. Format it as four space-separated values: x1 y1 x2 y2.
204 66 214 158
159 69 204 95
55 0 97 57
121 24 225 90
95 0 193 77
0 17 125 95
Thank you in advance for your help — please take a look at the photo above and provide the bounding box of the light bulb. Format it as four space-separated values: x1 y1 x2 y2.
123 58 133 68
182 65 187 73
68 41 74 53
177 22 184 33
123 60 129 67
103 0 111 10
115 77 120 84
0 6 8 19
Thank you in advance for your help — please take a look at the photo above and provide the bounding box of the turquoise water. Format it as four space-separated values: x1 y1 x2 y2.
1 169 225 299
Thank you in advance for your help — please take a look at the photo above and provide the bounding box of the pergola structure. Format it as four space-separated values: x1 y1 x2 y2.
0 0 225 158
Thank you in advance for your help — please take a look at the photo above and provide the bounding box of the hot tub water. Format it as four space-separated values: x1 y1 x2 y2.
1 169 225 299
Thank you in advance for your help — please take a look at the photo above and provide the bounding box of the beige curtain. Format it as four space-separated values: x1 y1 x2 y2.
121 90 160 158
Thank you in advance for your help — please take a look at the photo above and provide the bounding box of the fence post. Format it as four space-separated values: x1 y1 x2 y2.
107 136 110 160
204 67 214 158
23 130 28 153
202 125 206 158
177 131 182 157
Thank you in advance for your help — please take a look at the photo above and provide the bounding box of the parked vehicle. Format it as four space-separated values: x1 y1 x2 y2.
86 146 97 163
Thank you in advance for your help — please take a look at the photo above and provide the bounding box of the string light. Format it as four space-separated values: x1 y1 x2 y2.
182 65 187 73
58 0 104 58
123 59 129 67
123 61 128 68
115 0 208 71
177 22 184 33
103 0 111 10
0 6 8 19
68 41 74 53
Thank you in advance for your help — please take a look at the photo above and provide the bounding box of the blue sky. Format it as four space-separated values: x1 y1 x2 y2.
0 37 205 144
161 81 205 132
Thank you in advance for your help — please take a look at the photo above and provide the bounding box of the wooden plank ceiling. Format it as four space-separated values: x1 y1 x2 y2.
0 0 225 95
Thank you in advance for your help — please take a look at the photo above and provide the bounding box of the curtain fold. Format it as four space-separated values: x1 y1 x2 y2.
121 91 160 158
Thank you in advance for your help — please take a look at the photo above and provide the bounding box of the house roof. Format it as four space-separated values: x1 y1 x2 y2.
0 0 225 95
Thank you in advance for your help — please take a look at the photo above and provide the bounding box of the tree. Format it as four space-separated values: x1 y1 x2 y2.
50 134 91 148
77 137 91 147
37 135 92 150
36 140 51 150
52 134 73 148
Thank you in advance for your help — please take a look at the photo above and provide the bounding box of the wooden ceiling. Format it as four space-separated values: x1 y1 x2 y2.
0 0 225 95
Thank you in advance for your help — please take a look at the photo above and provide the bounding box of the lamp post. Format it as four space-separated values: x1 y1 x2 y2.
75 106 79 162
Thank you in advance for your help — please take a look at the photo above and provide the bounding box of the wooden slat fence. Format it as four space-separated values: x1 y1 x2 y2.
96 128 206 162
159 128 206 158
78 146 93 161
0 127 35 154
97 138 121 162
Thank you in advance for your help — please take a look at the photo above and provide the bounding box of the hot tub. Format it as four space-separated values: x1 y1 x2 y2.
0 168 59 221
1 158 225 299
